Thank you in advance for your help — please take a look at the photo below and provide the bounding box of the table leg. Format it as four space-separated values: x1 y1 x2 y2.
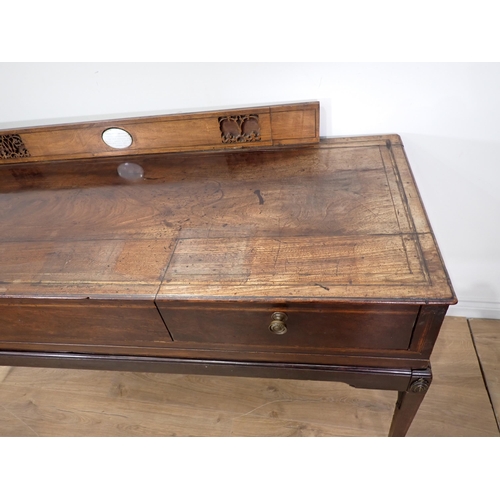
388 368 432 437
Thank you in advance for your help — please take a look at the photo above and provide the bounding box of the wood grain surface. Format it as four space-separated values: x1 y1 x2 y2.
0 137 455 302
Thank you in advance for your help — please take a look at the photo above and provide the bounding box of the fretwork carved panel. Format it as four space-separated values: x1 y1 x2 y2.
0 134 30 159
219 115 261 144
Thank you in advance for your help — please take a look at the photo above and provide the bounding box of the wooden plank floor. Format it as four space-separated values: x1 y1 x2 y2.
0 316 498 437
469 319 500 429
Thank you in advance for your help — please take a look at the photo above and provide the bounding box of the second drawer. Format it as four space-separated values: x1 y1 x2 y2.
156 301 419 351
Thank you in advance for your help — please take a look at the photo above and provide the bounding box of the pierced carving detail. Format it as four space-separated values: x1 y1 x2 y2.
219 115 261 144
0 134 30 159
409 378 430 393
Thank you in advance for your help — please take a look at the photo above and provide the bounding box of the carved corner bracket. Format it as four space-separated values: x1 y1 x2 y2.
219 115 261 144
0 134 30 159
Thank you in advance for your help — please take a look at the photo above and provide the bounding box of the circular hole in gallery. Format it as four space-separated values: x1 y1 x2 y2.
102 128 133 149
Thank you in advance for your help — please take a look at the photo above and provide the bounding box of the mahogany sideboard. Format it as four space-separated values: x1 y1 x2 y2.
0 102 456 436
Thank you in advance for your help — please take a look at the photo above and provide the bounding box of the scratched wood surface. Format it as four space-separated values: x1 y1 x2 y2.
0 136 454 302
0 317 496 437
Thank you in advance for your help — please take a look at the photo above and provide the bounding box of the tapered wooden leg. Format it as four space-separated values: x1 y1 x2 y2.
388 368 432 437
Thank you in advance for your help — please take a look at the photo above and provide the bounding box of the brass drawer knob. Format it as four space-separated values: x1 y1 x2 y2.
269 312 288 335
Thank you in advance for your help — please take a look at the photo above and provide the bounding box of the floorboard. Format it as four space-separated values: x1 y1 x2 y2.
468 318 500 430
407 316 498 436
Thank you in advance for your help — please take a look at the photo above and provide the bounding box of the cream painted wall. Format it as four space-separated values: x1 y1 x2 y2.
1 63 499 318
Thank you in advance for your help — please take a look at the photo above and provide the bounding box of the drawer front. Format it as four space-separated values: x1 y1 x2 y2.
0 299 172 348
157 302 419 351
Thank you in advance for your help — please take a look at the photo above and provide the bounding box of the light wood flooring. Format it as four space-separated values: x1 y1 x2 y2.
0 316 498 437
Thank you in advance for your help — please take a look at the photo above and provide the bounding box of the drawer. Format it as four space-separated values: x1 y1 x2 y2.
0 299 172 348
156 301 420 350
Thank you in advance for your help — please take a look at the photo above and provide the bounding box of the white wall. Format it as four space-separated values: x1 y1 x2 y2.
1 63 499 318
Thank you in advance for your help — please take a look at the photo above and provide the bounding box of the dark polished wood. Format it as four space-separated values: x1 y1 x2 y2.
0 350 412 389
158 301 420 350
0 103 456 436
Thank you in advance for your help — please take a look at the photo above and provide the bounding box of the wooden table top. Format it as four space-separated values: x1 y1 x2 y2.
0 134 455 305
